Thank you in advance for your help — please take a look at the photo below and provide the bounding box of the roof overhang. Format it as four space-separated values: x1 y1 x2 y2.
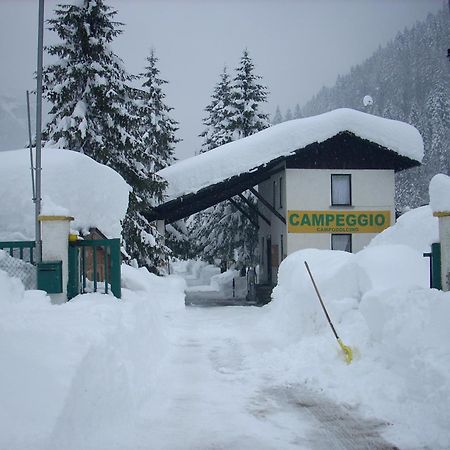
146 131 420 224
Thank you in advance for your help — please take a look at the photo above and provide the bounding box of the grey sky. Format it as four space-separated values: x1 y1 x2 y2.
0 0 444 159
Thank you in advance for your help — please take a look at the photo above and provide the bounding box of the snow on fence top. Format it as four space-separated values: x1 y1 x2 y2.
0 148 130 240
429 174 450 213
158 108 423 202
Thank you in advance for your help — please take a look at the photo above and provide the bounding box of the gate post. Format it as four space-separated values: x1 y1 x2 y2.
433 213 450 291
38 215 74 303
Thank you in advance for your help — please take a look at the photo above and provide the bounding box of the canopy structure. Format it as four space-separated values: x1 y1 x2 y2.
147 109 423 224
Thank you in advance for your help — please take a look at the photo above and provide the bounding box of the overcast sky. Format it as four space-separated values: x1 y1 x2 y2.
0 0 443 159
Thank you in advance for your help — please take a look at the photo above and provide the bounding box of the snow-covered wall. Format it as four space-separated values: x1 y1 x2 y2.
0 148 130 240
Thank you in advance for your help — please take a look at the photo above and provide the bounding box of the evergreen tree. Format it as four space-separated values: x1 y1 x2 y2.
138 50 178 170
122 49 180 269
272 106 283 125
199 67 234 152
301 5 450 208
294 103 303 119
191 51 269 267
42 0 138 165
285 108 293 121
230 49 270 138
42 1 174 271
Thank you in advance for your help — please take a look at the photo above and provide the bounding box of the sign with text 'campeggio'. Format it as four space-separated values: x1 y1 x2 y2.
288 210 391 234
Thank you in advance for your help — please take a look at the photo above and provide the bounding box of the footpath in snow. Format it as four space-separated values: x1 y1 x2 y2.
1 204 450 449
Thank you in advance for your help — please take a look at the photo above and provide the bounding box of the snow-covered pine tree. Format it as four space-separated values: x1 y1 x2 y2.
191 52 269 267
300 5 450 208
294 103 303 119
138 49 178 170
42 0 139 165
124 49 181 269
199 67 234 152
285 108 293 121
42 1 172 272
190 67 235 263
272 106 283 125
230 49 270 138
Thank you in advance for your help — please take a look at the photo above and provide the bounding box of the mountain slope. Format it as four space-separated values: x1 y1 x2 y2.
301 7 450 209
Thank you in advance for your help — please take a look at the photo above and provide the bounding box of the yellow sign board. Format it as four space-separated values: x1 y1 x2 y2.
288 210 391 234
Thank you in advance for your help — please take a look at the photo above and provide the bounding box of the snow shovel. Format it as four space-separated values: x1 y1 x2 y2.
304 261 353 364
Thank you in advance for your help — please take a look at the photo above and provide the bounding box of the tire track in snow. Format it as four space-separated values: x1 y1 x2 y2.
253 385 399 450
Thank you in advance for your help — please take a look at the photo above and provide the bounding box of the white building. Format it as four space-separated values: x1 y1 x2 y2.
257 134 402 284
152 109 423 285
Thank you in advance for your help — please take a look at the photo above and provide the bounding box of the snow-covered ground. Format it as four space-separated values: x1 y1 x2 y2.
1 198 449 448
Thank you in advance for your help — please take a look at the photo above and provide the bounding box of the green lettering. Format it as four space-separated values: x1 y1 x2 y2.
336 214 344 226
289 213 300 226
312 214 324 226
325 214 335 226
301 214 311 226
375 214 385 226
358 214 368 226
346 214 356 226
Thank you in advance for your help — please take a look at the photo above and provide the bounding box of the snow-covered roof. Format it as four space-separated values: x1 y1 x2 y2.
0 148 130 240
158 108 423 203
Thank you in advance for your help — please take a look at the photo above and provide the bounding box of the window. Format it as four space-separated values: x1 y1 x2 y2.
331 234 352 252
279 176 283 209
331 174 351 206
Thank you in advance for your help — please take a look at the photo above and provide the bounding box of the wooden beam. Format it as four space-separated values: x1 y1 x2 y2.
248 187 286 225
228 198 259 229
237 193 271 226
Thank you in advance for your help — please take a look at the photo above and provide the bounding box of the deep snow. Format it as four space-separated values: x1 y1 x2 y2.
0 148 130 240
0 202 449 449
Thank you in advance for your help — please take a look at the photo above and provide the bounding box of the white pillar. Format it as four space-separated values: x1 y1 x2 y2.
39 215 74 303
434 212 450 291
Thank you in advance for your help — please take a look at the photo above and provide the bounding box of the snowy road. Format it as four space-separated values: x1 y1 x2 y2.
134 304 398 450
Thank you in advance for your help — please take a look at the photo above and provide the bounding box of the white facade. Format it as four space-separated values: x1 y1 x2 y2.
258 168 395 284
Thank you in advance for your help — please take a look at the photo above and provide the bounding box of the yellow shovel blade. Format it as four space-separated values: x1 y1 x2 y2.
338 338 353 364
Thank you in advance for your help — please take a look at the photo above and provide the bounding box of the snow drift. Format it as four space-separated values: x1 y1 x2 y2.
260 206 449 449
0 148 130 240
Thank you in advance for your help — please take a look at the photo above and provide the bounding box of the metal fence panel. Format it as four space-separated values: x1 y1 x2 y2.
0 241 37 290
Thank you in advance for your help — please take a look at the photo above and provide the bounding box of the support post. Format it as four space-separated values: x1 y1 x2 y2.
433 212 450 291
229 198 259 228
249 187 286 225
237 193 271 226
39 215 74 303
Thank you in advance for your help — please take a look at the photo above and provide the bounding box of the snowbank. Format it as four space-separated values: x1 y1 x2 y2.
0 148 130 240
159 108 423 201
259 207 449 449
0 264 185 450
370 205 438 252
430 173 450 213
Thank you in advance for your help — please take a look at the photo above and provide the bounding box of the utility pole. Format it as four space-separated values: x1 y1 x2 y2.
35 0 44 263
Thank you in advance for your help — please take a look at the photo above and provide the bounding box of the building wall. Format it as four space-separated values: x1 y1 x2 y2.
286 168 395 254
257 168 395 284
257 164 287 285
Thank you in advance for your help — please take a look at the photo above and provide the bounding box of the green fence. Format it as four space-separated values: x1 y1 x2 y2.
0 241 37 289
68 238 121 300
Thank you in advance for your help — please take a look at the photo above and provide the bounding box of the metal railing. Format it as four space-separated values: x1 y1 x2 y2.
68 238 121 299
0 241 37 289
